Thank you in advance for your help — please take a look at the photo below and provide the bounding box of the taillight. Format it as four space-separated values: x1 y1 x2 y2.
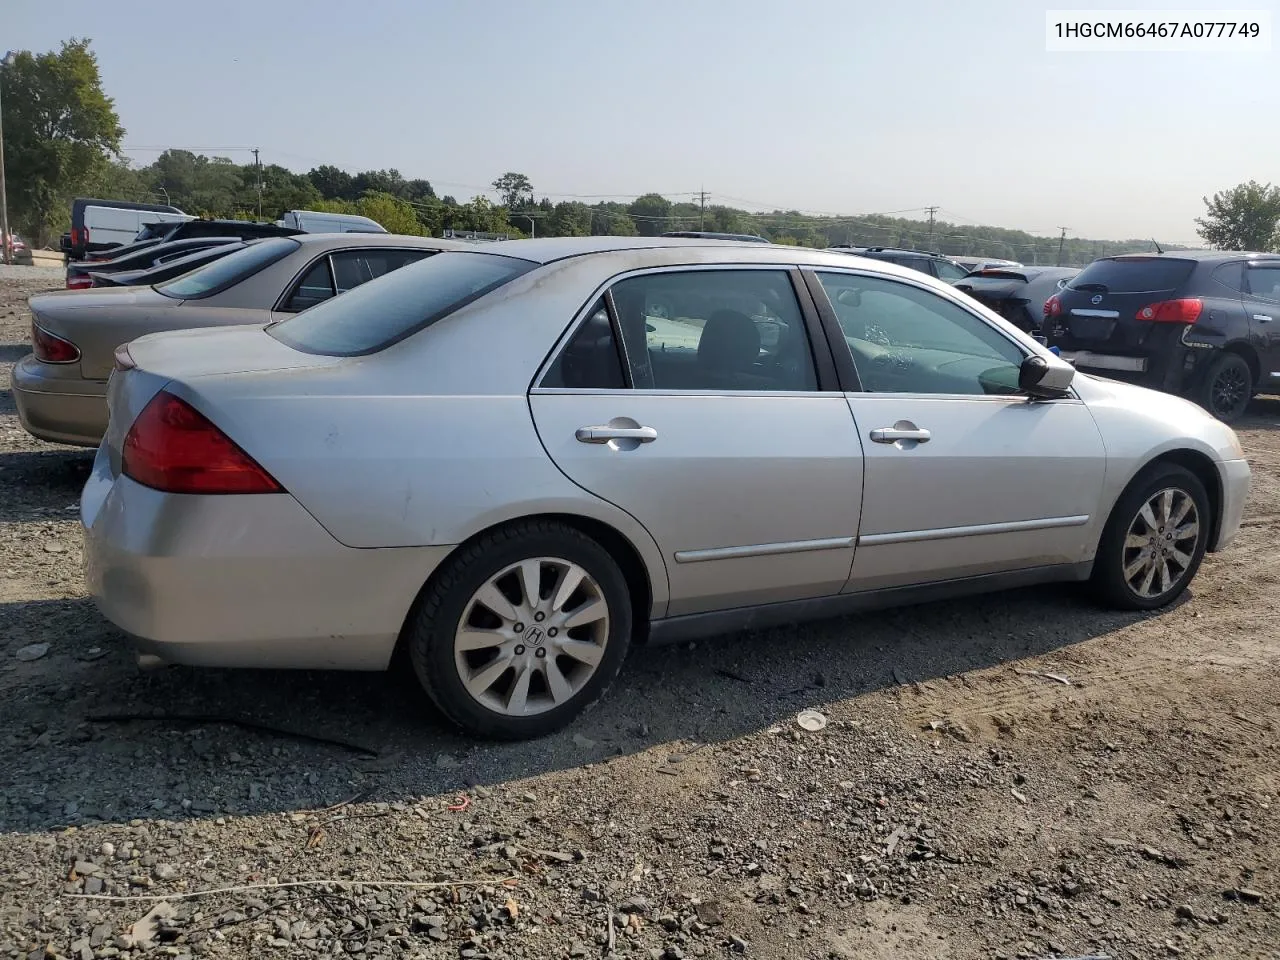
113 344 136 372
1043 294 1062 319
71 226 85 248
1136 298 1202 323
31 322 80 363
123 391 283 495
66 274 93 290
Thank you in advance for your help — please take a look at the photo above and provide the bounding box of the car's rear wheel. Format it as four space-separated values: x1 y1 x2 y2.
1198 352 1252 423
1091 463 1210 610
405 521 632 740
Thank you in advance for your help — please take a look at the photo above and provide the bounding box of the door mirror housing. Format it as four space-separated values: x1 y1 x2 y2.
1019 352 1074 399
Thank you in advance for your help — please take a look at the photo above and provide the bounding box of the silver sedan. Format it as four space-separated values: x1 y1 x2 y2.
13 233 470 446
81 237 1252 740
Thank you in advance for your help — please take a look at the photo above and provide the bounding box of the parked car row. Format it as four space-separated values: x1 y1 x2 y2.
16 233 466 445
9 228 1253 740
1044 250 1280 422
60 197 387 263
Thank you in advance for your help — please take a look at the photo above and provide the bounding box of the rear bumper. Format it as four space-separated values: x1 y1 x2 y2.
11 356 108 447
81 446 456 671
1212 457 1251 552
1056 339 1214 395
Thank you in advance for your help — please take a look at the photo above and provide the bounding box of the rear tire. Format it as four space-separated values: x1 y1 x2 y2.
1197 352 1252 423
405 520 632 740
1090 463 1210 611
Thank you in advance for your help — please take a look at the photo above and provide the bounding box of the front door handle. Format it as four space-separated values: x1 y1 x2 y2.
870 425 931 444
576 425 658 444
1253 314 1274 323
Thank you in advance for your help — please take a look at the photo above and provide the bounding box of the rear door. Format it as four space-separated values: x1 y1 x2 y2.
529 265 864 617
809 269 1106 591
1244 261 1280 386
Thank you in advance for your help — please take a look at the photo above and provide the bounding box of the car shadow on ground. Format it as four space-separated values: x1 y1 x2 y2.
1241 394 1280 429
0 448 93 522
0 344 29 364
0 579 1160 834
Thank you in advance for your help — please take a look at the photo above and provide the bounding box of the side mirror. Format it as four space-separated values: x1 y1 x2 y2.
646 322 656 333
836 288 862 307
1018 353 1074 399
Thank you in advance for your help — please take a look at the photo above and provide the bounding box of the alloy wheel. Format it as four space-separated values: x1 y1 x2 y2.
453 557 610 717
1121 487 1201 600
1211 364 1249 419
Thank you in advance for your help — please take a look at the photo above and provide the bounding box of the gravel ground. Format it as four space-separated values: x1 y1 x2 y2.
0 275 1277 960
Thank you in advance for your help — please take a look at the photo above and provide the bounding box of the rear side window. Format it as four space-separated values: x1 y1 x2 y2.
1067 257 1195 294
268 251 536 356
156 237 300 299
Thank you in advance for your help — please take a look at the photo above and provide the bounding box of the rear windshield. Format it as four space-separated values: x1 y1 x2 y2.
1067 257 1195 294
267 251 537 356
156 237 299 299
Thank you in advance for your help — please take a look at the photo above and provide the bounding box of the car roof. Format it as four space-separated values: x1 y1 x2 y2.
290 233 475 251
474 236 954 280
1104 249 1280 264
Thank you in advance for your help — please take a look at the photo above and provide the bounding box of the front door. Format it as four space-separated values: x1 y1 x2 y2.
1244 261 1280 388
809 269 1107 591
530 266 864 617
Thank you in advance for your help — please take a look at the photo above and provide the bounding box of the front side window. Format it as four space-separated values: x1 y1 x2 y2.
1245 264 1280 303
605 269 818 391
156 237 300 300
268 251 536 356
817 271 1025 395
933 259 968 282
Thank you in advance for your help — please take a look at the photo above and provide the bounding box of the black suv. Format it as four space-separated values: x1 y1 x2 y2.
828 246 969 283
1044 251 1280 422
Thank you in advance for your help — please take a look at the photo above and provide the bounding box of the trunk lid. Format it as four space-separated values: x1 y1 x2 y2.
125 324 344 380
104 325 343 477
1054 256 1196 349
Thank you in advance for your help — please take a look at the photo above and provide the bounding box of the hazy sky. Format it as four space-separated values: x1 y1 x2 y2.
7 0 1278 242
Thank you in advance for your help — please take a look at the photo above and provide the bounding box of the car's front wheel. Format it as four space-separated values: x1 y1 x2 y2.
1091 463 1210 610
1198 352 1252 423
405 521 632 740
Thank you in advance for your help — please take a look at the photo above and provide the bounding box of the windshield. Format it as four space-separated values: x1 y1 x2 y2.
156 237 299 299
268 251 537 356
1066 257 1195 294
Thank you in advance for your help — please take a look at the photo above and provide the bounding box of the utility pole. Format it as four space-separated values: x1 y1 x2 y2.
697 188 708 230
925 205 939 248
0 51 13 266
1056 226 1069 266
253 148 263 220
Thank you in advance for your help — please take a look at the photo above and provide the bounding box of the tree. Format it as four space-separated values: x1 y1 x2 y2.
627 193 672 236
1 39 124 242
313 192 423 235
548 201 591 237
308 165 355 201
1196 181 1280 252
492 172 533 210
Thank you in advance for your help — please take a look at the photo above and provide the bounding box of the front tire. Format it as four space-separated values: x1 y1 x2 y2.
1091 463 1210 610
406 521 632 740
1198 352 1252 423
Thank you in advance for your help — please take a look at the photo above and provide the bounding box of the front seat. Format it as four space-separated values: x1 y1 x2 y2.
697 310 773 390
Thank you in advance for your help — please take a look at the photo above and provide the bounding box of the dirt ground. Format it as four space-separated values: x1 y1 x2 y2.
0 272 1276 960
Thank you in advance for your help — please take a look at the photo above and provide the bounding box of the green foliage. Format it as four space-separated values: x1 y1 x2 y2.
492 172 534 210
313 192 424 235
1 39 124 242
627 194 672 236
1196 181 1280 252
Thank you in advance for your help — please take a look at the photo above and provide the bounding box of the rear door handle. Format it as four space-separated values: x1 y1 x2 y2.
1253 314 1274 323
576 425 658 444
870 426 931 444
